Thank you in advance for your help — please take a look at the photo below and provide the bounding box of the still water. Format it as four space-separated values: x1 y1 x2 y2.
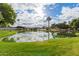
1 31 54 42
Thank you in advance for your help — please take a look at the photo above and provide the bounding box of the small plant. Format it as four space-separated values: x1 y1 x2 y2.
9 38 15 42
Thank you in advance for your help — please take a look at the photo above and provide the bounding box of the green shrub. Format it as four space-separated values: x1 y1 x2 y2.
57 31 76 37
9 38 15 42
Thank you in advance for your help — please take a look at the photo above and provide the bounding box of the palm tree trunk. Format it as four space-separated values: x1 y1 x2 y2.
48 20 50 40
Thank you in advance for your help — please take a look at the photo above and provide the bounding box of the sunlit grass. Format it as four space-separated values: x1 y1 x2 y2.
0 30 16 38
0 37 78 56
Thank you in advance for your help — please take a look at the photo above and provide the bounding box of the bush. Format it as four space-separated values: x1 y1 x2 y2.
9 38 15 42
57 31 76 37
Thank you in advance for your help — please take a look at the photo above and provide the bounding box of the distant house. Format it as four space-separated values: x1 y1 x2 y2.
51 27 72 33
51 27 60 32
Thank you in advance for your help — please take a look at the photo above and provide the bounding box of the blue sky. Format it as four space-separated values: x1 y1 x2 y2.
45 3 78 17
44 3 79 22
10 3 79 27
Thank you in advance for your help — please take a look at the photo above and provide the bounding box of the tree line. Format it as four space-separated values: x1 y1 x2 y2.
51 18 79 31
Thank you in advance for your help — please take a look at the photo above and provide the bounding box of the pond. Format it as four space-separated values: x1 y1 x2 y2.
1 31 55 42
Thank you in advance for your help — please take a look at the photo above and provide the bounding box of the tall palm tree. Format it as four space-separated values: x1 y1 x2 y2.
46 16 52 39
46 16 52 31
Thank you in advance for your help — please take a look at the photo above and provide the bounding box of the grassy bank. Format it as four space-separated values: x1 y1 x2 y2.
0 30 16 38
0 37 79 56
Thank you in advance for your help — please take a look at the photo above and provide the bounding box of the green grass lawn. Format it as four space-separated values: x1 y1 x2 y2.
0 30 16 38
0 37 79 56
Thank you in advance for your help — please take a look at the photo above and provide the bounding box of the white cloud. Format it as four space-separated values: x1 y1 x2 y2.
10 3 48 27
10 3 56 27
10 3 79 27
58 6 79 23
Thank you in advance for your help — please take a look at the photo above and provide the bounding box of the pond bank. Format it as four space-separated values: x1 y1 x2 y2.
0 30 16 38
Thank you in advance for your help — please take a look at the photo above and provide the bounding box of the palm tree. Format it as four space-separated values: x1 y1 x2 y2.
46 16 52 39
46 16 52 31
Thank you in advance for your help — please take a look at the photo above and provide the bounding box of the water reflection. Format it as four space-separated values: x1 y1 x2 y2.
2 31 53 42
